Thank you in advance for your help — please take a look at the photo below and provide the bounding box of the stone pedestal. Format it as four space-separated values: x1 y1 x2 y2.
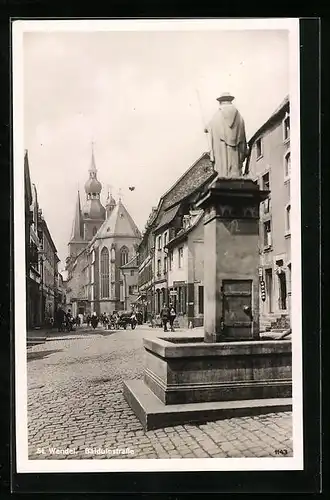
196 178 269 342
123 178 291 431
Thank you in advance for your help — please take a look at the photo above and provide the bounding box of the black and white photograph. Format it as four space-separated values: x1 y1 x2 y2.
13 18 303 473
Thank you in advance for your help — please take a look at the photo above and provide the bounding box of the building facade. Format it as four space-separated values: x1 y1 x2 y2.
25 150 60 328
245 96 291 330
25 150 42 329
38 214 60 325
120 255 139 311
137 152 216 322
65 149 141 317
166 209 205 328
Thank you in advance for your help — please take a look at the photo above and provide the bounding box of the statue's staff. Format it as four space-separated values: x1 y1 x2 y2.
195 89 212 154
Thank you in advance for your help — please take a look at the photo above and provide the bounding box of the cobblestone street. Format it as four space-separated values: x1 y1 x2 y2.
27 326 293 460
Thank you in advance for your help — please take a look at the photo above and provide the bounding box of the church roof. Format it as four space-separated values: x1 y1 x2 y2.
91 199 141 241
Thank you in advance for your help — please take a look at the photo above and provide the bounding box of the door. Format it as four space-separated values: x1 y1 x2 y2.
222 279 253 339
265 268 273 313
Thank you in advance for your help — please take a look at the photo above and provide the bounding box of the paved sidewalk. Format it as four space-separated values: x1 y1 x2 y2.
27 326 293 460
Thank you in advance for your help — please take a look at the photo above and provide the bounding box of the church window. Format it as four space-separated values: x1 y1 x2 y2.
100 247 110 298
120 246 129 266
92 226 97 236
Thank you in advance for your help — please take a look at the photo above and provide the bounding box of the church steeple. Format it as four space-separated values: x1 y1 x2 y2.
82 143 105 221
89 141 97 175
106 185 116 218
70 191 83 241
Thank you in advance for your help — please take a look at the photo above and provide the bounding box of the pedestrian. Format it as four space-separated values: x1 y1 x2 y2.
86 314 91 327
76 315 80 327
160 303 170 332
55 307 66 332
169 303 176 332
113 311 119 329
66 309 74 331
79 313 84 326
91 311 98 329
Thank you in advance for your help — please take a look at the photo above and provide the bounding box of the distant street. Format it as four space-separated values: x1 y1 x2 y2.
27 325 293 460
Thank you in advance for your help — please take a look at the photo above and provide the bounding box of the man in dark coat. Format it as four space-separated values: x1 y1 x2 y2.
55 307 66 332
160 303 170 332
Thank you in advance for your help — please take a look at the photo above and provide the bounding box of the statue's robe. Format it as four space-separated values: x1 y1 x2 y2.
206 103 248 177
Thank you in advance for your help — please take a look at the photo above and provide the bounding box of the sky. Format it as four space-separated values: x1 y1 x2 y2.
23 25 290 271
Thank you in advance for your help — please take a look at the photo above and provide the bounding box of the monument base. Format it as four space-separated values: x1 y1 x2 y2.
124 380 292 431
124 335 292 430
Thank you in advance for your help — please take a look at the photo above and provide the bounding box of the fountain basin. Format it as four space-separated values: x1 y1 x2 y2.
123 335 292 430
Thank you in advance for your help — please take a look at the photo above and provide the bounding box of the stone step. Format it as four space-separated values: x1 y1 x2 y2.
124 380 292 431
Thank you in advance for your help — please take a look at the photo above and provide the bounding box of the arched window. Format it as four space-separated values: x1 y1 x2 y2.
92 226 97 236
285 204 291 234
284 152 291 179
120 246 129 266
111 246 116 262
100 247 109 298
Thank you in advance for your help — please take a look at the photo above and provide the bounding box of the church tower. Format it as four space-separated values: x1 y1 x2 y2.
68 190 86 259
82 144 106 240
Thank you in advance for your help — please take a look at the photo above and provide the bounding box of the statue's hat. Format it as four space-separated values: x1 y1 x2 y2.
216 92 235 102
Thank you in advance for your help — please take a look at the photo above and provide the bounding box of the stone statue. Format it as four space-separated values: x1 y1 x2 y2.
205 92 248 178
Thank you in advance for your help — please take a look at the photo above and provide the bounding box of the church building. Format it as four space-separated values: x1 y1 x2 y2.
65 148 141 317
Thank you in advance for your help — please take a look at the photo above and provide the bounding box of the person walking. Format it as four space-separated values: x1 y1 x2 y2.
169 303 176 332
91 312 99 330
160 303 170 332
79 313 84 326
55 306 66 332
